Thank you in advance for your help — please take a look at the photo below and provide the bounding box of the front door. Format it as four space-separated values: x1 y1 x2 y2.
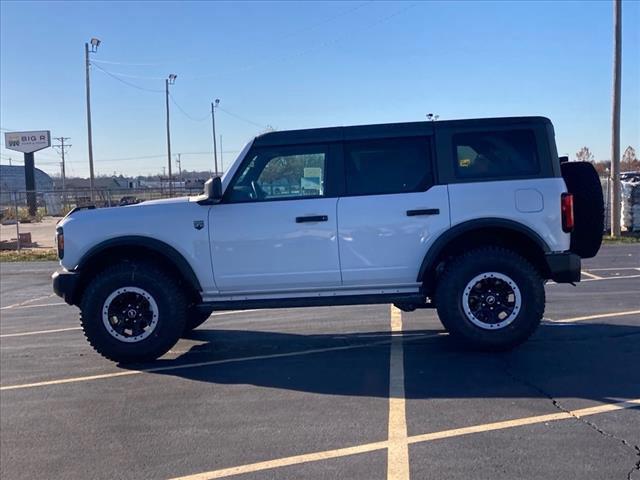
209 143 341 293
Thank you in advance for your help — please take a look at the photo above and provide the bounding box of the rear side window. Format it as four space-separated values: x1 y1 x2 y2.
453 129 539 179
344 137 433 196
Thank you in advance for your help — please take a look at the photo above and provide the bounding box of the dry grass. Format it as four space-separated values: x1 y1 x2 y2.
0 249 58 262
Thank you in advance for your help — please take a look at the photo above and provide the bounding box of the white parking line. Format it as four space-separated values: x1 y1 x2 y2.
1 302 67 310
0 294 56 310
387 306 409 480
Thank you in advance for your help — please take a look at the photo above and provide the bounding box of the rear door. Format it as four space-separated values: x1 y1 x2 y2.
337 135 450 286
209 143 342 292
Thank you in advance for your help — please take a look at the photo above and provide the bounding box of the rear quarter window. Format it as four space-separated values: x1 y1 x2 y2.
453 129 539 179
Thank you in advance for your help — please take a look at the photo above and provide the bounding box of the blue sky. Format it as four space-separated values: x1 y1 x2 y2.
1 0 638 178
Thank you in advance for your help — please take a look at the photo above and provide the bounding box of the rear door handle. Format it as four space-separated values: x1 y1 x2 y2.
296 215 328 223
406 208 440 216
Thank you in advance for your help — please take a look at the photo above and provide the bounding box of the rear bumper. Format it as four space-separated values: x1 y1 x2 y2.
545 252 581 283
52 270 80 305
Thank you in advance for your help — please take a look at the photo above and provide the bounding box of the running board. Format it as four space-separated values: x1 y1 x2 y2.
198 293 427 312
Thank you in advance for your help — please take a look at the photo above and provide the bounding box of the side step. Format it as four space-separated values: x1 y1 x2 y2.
198 293 429 312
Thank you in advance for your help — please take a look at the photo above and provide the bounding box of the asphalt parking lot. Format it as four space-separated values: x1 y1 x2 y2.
1 244 639 480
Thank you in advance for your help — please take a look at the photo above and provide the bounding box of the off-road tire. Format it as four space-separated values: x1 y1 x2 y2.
435 247 545 350
80 262 187 363
183 307 213 334
561 161 604 258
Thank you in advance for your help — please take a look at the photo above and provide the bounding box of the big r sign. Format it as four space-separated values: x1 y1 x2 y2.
4 130 51 153
4 130 52 216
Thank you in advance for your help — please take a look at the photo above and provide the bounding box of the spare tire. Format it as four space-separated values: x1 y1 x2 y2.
561 161 604 258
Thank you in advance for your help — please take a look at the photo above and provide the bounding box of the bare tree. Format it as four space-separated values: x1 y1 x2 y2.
622 146 637 163
575 146 595 162
622 146 639 172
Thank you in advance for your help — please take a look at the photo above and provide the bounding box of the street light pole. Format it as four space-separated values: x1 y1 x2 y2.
165 74 177 196
85 39 100 201
610 0 622 237
211 99 220 177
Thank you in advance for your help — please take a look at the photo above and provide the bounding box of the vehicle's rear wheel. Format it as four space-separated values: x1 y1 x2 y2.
561 161 604 258
435 247 544 350
183 307 213 335
80 262 187 363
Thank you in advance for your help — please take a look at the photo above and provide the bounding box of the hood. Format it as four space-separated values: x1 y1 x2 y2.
132 196 191 206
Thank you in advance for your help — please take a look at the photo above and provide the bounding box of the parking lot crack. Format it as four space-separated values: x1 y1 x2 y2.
500 358 640 479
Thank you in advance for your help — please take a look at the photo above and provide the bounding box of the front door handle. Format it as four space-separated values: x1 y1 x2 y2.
296 215 328 223
406 208 440 216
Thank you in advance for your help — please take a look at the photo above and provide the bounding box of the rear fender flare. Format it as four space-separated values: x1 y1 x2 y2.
417 218 550 283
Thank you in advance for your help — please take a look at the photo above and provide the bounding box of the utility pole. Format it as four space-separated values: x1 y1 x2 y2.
610 0 622 237
53 137 71 191
211 99 220 176
176 153 182 181
165 74 177 196
219 135 223 174
85 38 100 201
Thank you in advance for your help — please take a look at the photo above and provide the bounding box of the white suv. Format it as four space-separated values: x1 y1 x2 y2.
53 116 604 363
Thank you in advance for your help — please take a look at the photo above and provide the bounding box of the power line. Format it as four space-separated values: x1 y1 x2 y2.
88 2 372 70
92 63 163 93
217 106 271 130
186 2 417 81
169 93 210 122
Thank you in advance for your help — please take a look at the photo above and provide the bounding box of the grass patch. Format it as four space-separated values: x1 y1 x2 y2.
602 233 640 244
0 249 58 262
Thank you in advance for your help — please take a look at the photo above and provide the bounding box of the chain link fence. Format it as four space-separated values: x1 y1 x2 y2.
0 187 203 217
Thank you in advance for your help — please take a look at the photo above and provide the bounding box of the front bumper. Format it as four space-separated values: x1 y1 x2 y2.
52 270 80 305
545 252 581 283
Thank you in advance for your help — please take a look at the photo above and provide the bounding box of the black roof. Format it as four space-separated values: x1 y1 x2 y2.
253 116 551 147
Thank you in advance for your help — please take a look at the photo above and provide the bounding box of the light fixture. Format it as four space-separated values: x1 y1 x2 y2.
168 74 177 84
89 37 101 52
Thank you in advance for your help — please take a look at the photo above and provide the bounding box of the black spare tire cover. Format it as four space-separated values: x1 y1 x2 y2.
561 161 604 258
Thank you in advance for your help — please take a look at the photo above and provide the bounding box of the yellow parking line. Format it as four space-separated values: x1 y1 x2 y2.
0 310 260 338
580 271 603 280
586 267 640 271
167 398 640 480
548 309 640 323
407 398 640 444
0 333 442 391
387 305 409 480
0 327 81 338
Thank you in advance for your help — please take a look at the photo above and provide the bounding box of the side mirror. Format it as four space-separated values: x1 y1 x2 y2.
200 177 223 204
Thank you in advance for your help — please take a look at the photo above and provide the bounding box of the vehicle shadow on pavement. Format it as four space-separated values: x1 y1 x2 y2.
132 322 640 402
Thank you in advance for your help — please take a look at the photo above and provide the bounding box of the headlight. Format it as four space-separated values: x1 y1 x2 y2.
56 227 64 259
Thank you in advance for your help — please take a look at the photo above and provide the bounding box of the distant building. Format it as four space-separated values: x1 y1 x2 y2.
0 165 54 203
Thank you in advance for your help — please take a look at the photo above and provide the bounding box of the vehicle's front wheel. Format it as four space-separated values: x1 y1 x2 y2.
80 262 187 363
435 247 544 350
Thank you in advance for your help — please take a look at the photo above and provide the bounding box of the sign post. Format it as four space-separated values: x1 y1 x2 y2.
4 130 51 216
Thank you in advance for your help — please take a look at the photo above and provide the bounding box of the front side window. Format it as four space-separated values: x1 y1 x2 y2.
344 137 433 196
227 145 327 202
453 129 539 179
